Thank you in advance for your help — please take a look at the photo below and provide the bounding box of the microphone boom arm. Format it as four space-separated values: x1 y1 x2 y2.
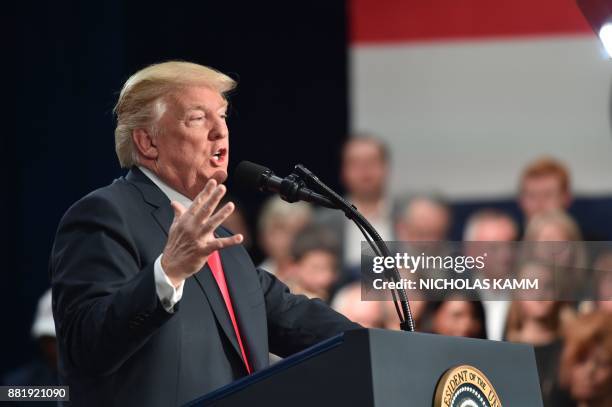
292 164 415 332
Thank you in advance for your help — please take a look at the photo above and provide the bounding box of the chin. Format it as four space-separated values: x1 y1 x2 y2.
210 170 228 184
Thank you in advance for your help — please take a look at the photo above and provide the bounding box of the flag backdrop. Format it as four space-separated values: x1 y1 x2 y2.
350 0 612 199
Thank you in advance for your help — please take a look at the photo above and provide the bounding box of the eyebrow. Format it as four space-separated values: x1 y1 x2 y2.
186 102 228 112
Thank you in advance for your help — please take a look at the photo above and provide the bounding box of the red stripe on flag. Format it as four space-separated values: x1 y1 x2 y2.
350 0 595 44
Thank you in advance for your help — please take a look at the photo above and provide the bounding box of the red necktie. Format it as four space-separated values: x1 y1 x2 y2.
208 250 252 374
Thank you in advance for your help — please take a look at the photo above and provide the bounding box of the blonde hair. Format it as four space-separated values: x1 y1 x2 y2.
257 196 312 233
522 210 588 301
524 210 583 242
505 299 564 342
113 61 237 168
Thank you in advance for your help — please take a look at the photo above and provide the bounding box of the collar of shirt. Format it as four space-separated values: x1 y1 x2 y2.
138 166 193 209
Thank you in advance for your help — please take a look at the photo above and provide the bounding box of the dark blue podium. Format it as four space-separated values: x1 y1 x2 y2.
186 328 543 406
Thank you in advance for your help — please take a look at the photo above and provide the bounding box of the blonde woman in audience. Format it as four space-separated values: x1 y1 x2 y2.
523 210 588 308
560 311 612 407
506 260 572 406
257 196 312 281
523 210 585 261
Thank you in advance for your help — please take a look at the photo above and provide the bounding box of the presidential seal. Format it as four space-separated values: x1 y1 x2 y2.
433 365 502 407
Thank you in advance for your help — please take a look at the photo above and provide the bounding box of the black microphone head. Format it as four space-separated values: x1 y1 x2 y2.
233 161 272 192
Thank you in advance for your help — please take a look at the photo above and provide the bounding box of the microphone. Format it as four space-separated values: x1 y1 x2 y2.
233 161 336 209
234 160 415 331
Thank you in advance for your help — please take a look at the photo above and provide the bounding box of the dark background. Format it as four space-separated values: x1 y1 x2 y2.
5 0 349 376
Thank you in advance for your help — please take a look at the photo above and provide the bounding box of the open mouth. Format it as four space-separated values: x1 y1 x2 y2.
211 148 227 165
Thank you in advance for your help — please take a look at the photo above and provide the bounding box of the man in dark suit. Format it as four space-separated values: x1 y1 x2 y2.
50 61 360 406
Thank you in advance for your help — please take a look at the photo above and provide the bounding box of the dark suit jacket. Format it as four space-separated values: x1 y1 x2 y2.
50 167 359 406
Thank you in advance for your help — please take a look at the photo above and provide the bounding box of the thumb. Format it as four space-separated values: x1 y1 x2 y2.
170 201 186 221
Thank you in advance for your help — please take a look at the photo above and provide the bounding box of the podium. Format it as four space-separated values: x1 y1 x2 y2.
186 329 543 406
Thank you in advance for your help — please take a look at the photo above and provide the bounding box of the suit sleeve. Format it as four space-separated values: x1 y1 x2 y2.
51 194 174 376
257 268 361 357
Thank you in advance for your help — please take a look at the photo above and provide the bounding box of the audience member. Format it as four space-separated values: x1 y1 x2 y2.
519 157 572 223
332 282 386 328
524 209 583 244
463 209 518 341
505 260 572 406
394 195 451 243
393 194 453 278
430 296 487 339
523 210 588 304
560 311 612 407
257 196 312 280
284 225 340 302
3 289 59 387
463 209 518 243
314 136 393 277
588 250 612 313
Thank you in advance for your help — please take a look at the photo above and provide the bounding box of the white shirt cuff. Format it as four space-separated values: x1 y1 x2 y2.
154 254 184 313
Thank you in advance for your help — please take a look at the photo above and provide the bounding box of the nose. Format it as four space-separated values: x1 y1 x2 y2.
209 115 228 140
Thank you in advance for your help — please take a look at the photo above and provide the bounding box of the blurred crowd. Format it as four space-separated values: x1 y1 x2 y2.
6 136 612 406
235 136 612 407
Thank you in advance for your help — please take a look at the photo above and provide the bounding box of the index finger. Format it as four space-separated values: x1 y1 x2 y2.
188 178 218 216
193 184 227 224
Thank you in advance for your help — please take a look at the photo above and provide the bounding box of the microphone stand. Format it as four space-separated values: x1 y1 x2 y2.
291 164 415 332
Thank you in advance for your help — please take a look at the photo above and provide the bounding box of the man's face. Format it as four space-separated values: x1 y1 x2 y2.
343 298 385 329
519 175 569 220
341 140 387 200
465 219 517 279
396 199 450 242
471 219 517 242
154 86 229 199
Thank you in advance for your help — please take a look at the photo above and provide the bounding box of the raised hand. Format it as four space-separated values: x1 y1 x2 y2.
161 179 243 287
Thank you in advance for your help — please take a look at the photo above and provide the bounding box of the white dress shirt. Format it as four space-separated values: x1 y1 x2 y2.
139 166 190 313
482 300 511 341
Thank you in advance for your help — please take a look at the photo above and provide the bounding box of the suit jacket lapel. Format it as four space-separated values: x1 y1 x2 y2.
192 265 243 359
125 167 243 362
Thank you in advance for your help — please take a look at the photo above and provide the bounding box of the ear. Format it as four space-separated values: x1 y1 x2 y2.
132 128 158 161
